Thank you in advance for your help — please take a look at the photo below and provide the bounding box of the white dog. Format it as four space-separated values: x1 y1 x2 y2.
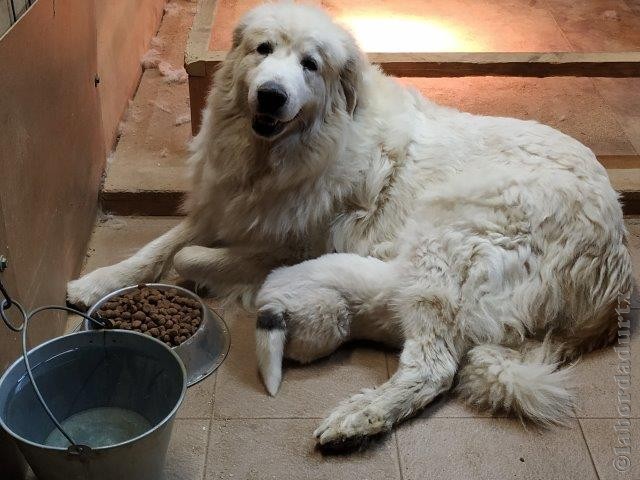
68 2 633 451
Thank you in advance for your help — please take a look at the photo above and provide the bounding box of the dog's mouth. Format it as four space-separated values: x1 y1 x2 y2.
252 113 299 139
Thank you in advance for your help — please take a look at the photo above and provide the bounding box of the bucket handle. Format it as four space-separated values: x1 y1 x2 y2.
1 298 107 453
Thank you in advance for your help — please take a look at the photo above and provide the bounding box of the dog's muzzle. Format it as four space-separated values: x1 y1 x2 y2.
252 82 291 138
252 114 287 138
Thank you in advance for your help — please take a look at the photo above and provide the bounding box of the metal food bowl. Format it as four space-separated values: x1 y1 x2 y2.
85 284 230 387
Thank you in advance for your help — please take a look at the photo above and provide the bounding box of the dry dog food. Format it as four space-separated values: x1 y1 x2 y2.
95 285 202 347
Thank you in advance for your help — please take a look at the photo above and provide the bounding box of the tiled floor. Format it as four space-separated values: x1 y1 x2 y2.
70 215 640 480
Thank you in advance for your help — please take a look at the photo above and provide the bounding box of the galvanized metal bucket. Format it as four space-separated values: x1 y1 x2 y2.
0 329 187 480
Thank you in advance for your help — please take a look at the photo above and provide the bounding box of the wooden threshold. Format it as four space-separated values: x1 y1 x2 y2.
101 156 640 216
101 191 186 216
186 51 640 78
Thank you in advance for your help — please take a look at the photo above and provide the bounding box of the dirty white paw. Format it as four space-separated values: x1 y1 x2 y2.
313 402 390 450
66 266 131 309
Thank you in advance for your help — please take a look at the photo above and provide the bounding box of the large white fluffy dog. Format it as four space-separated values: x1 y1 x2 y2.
68 2 633 451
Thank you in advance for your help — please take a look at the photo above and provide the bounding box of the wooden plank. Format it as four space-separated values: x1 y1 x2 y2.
188 75 210 135
370 52 640 77
101 162 640 216
186 51 640 78
101 191 186 216
184 0 218 76
598 155 640 169
101 187 640 216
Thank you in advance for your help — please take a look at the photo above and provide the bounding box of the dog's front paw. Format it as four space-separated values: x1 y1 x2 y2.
314 402 390 453
66 266 128 310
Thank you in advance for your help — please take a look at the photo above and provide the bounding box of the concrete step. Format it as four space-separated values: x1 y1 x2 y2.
102 77 640 215
101 0 194 214
102 157 640 216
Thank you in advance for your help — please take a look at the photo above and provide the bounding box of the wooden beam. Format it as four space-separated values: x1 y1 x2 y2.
597 155 640 169
186 51 640 78
370 52 640 78
101 191 186 216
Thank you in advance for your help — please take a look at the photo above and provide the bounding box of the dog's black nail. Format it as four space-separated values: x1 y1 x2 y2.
318 436 368 455
317 431 389 455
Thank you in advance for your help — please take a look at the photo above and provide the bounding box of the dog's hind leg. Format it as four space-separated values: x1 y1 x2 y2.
255 253 402 395
314 241 464 451
67 219 204 308
314 326 461 452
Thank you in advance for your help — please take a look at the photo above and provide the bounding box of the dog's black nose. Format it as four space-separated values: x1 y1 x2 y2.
257 82 288 113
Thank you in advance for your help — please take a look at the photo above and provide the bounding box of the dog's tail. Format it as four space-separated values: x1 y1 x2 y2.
255 309 287 396
456 341 575 425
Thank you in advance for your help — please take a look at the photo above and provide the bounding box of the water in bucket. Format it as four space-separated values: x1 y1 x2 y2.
44 407 152 448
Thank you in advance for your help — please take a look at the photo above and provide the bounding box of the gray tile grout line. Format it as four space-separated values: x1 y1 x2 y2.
577 417 640 420
201 415 214 480
210 372 218 419
213 416 327 420
206 415 640 420
576 418 602 480
393 432 405 480
201 372 220 480
383 357 404 479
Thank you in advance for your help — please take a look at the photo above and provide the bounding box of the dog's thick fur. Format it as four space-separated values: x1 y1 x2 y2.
68 3 633 450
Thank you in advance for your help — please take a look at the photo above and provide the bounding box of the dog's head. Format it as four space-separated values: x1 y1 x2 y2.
223 3 364 141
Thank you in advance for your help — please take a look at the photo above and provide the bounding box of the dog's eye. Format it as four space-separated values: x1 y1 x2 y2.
301 57 318 72
256 42 273 55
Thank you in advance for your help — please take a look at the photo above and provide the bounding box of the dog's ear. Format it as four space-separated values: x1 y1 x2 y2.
232 23 246 50
340 51 364 117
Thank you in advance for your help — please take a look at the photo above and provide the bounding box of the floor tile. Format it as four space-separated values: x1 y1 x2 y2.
595 79 640 155
80 216 182 274
206 419 401 480
544 0 640 51
213 306 389 419
626 0 640 15
580 418 639 480
177 373 217 419
573 309 638 418
165 418 210 480
403 76 638 156
208 0 572 52
396 417 597 480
